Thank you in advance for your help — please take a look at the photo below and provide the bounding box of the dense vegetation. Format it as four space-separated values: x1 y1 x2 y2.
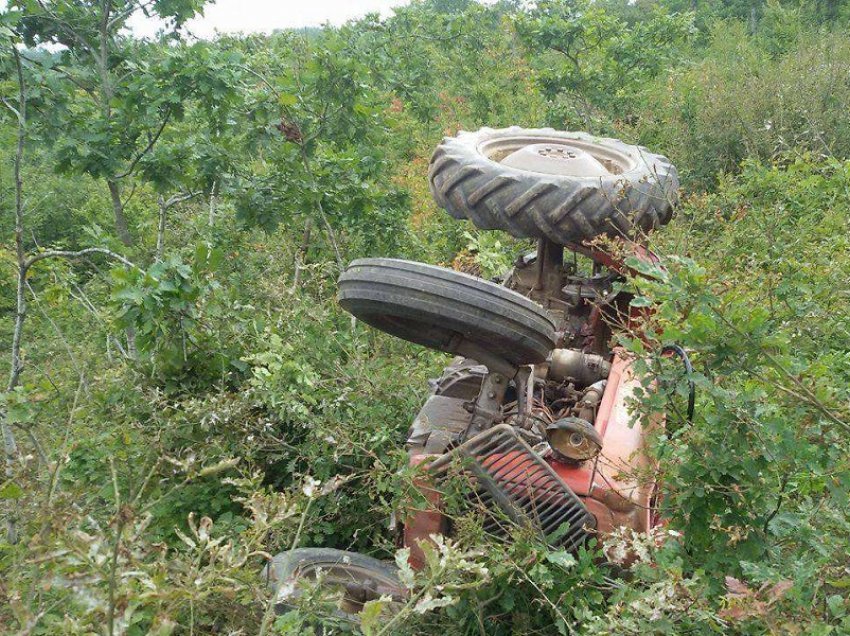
2 0 850 633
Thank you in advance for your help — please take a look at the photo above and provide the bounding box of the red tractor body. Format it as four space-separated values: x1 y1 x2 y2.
402 241 662 569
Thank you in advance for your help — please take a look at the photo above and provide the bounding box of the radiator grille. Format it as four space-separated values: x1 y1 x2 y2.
430 424 595 551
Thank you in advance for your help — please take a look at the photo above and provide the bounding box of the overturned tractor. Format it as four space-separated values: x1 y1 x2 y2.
268 128 681 622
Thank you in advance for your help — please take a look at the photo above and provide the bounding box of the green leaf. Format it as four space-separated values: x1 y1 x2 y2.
546 550 577 570
629 295 653 308
360 596 389 635
278 93 298 107
828 595 846 618
0 481 24 500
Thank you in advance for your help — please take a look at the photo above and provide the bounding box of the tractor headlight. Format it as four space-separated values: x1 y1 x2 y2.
546 417 602 463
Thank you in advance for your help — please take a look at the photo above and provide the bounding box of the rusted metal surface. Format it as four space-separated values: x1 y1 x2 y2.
589 352 658 532
463 370 509 441
565 239 664 279
404 454 445 570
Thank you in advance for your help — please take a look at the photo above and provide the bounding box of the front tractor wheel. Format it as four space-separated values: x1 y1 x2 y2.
338 257 556 370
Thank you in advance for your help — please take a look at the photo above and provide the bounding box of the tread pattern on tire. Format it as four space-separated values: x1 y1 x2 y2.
338 258 556 367
428 127 679 244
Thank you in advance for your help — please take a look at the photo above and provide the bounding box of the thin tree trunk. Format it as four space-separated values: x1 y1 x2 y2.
292 217 313 290
1 418 19 544
156 194 167 261
155 191 198 261
108 179 133 247
109 179 136 355
98 6 136 356
96 2 133 250
208 180 217 226
3 47 27 545
105 457 124 636
298 145 343 270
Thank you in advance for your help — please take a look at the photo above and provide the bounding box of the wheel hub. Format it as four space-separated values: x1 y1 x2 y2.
501 143 610 177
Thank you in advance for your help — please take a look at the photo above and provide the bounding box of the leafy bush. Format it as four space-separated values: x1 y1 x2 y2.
515 0 694 129
628 25 850 187
618 154 850 633
111 243 245 390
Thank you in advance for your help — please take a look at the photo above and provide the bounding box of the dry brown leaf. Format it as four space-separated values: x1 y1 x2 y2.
767 580 793 603
725 576 751 596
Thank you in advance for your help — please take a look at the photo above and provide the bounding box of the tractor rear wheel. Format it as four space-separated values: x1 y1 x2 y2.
428 127 679 244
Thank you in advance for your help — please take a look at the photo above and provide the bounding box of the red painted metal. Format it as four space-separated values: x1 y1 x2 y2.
566 240 663 278
548 350 656 533
403 349 660 568
404 454 445 569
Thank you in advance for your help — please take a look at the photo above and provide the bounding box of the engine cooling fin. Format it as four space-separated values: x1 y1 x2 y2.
430 424 595 551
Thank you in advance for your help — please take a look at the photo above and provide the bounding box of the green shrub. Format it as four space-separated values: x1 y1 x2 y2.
618 154 850 633
627 25 850 187
111 243 247 391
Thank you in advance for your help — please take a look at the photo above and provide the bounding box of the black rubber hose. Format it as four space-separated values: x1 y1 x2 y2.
662 344 695 425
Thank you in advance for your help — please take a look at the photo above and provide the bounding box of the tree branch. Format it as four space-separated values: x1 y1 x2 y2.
298 144 343 270
107 1 152 30
24 248 138 273
113 108 172 180
19 52 97 98
34 0 97 54
164 189 202 210
156 190 200 259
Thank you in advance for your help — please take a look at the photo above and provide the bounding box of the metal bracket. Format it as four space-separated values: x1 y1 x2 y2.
462 370 508 441
514 366 535 430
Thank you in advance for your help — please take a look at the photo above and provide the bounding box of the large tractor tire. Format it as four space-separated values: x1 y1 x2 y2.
428 127 679 244
267 548 404 625
338 258 556 368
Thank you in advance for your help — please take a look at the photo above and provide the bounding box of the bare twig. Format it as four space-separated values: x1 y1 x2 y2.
45 379 85 506
208 180 218 227
26 281 86 387
105 457 125 636
292 217 313 290
13 423 48 467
